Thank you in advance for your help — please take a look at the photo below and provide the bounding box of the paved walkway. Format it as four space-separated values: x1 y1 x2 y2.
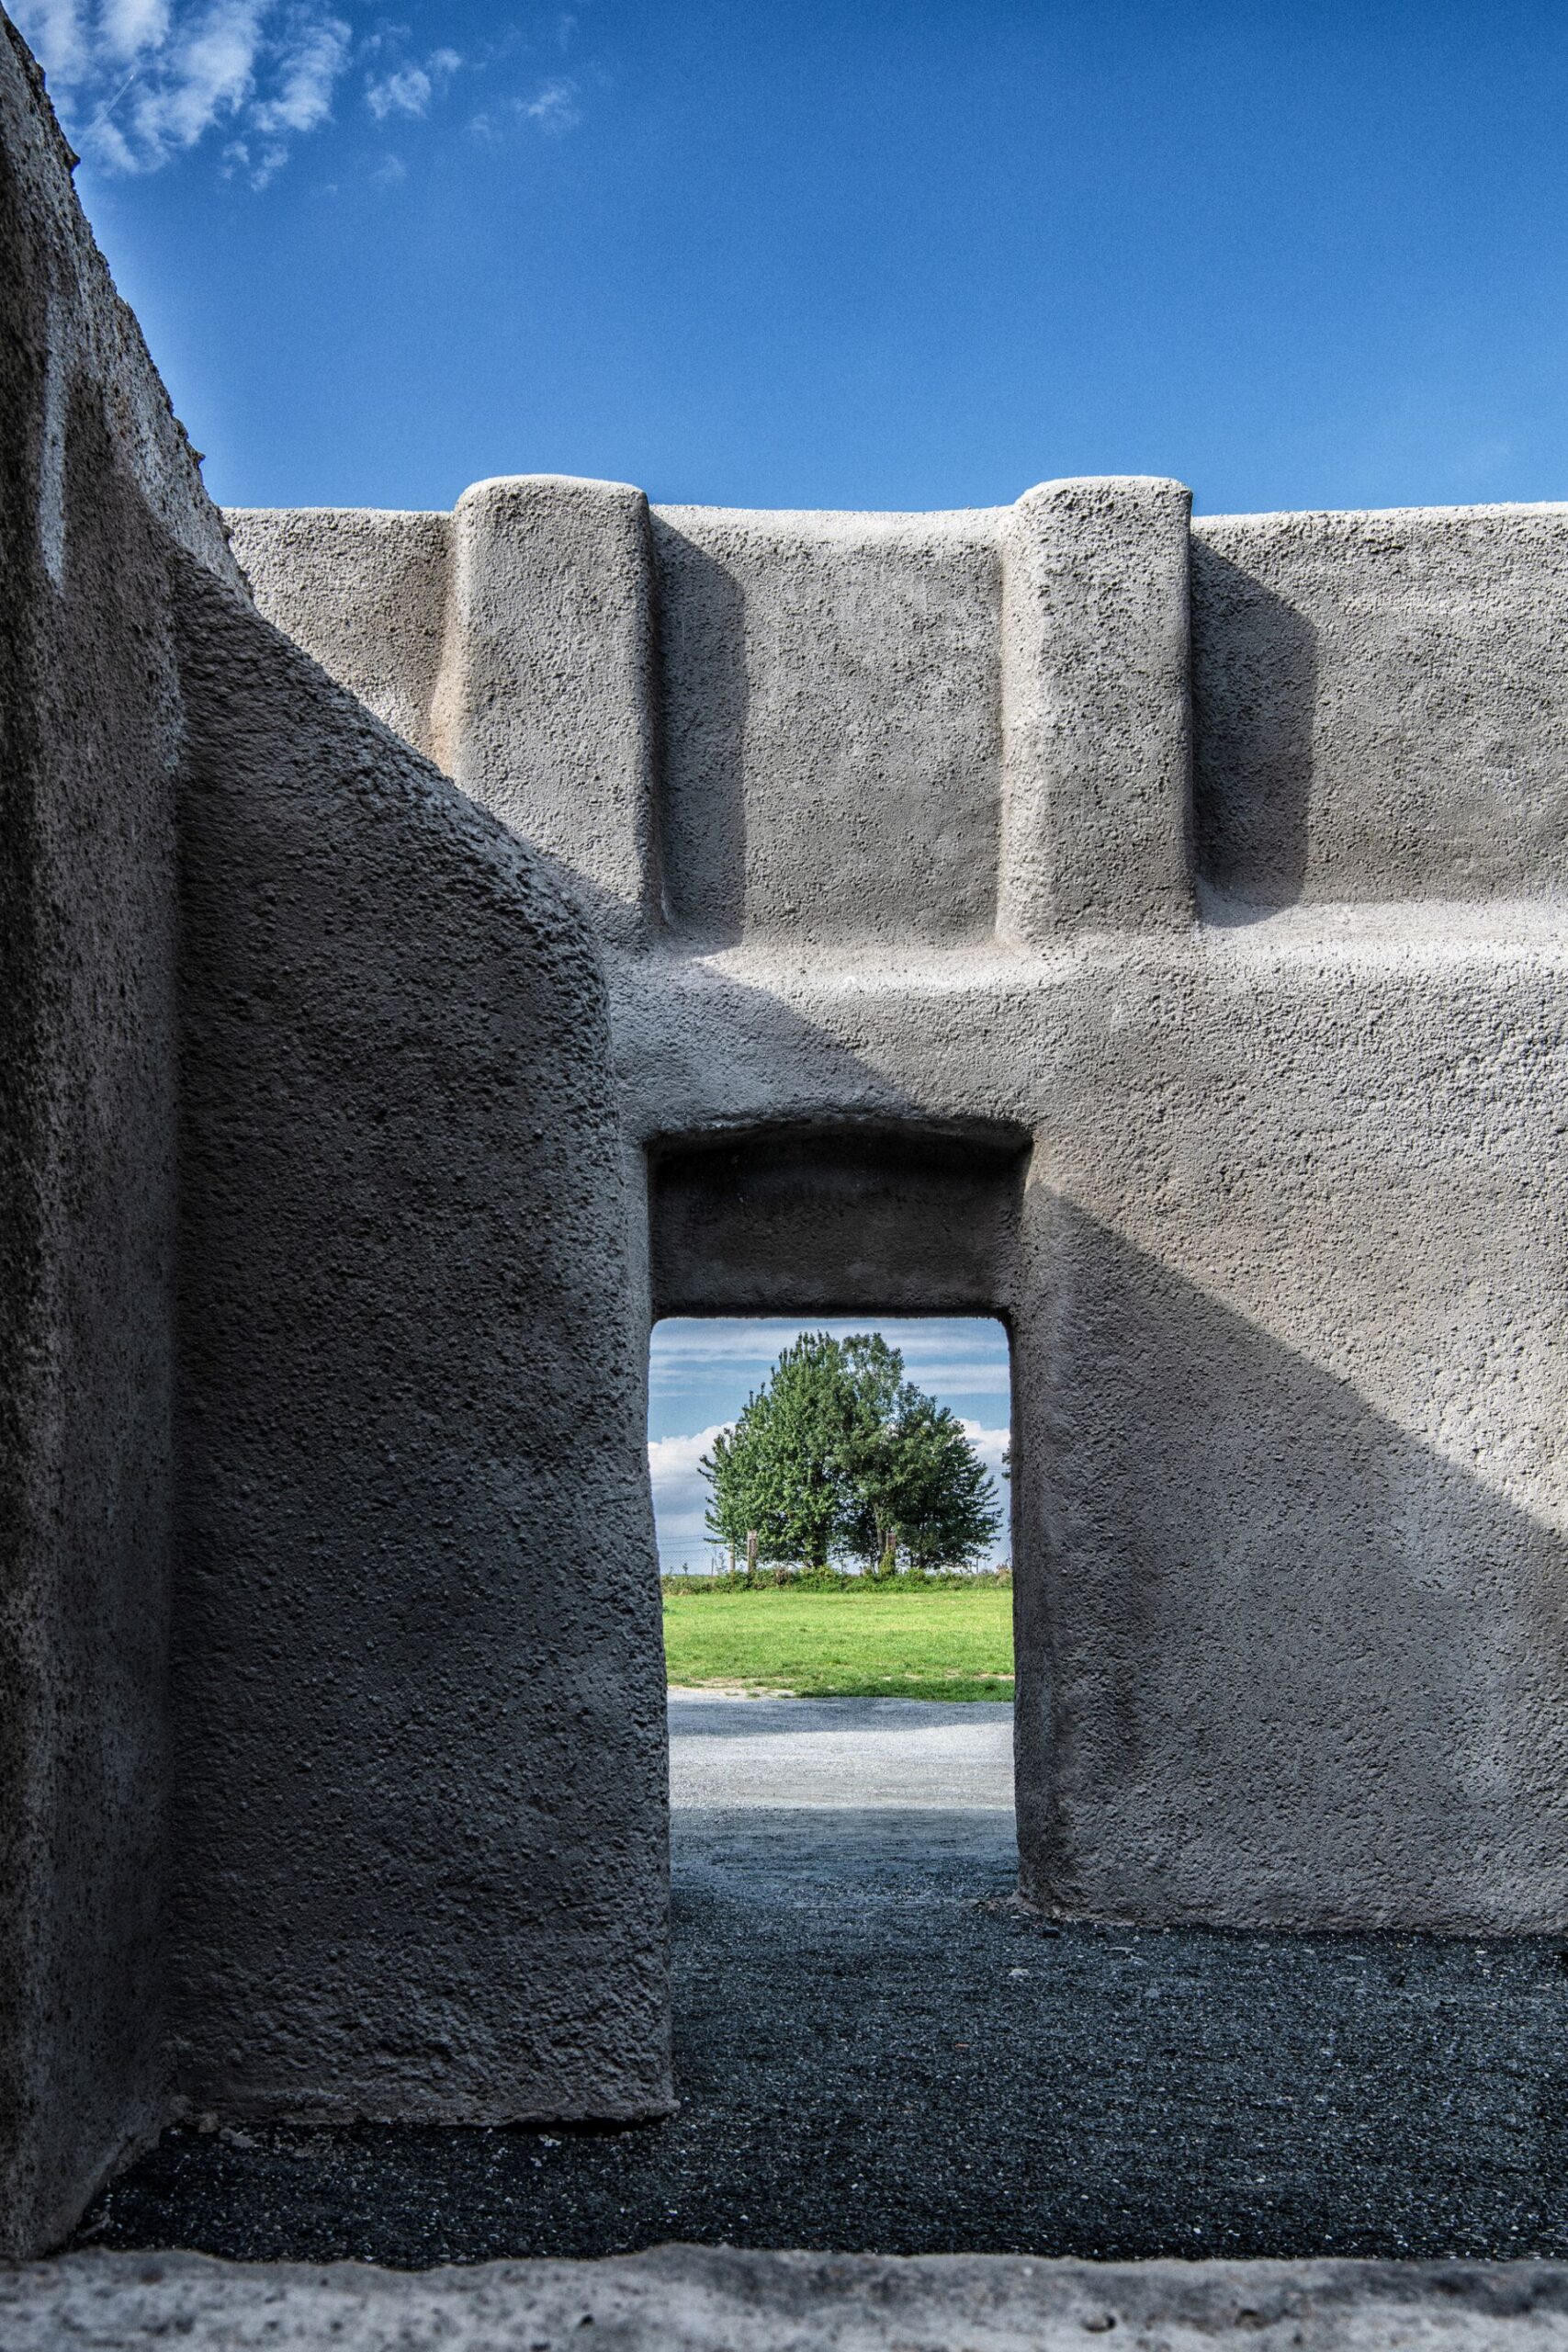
668 1690 1015 1812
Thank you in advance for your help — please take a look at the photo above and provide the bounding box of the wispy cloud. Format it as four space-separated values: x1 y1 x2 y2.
17 0 93 82
253 7 347 133
14 0 352 177
517 75 579 132
650 1317 1012 1399
365 43 460 122
101 0 172 62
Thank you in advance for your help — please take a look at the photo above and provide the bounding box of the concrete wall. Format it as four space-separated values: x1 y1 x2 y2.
0 17 243 2256
10 0 1568 2262
239 472 1568 1944
1 22 666 2256
170 578 668 2126
1191 505 1568 906
236 482 1568 936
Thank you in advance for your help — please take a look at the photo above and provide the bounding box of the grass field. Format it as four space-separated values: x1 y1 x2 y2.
661 1584 1014 1701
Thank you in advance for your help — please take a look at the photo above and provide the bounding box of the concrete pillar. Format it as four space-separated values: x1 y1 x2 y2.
431 475 661 945
998 477 1194 944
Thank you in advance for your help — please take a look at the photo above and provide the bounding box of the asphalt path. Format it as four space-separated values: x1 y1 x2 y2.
77 1696 1568 2267
667 1690 1015 1812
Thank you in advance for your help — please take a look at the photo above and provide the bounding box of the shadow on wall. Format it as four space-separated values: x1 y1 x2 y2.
609 920 1568 1932
649 1122 1029 1317
654 523 1323 937
652 522 749 944
1014 1197 1568 1933
1190 541 1318 910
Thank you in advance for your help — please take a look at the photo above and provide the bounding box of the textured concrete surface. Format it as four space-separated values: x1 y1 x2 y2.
650 1122 1028 1315
1191 504 1568 905
1000 474 1192 940
655 504 1003 947
234 469 1568 1949
21 2248 1568 2352
0 19 668 2256
169 573 670 2130
668 1692 1014 1811
432 476 660 945
0 15 241 2256
13 0 1568 2272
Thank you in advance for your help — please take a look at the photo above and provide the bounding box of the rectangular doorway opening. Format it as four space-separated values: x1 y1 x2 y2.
650 1313 1014 1702
650 1310 1021 2179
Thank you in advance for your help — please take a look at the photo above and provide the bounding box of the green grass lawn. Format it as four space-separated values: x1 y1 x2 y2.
661 1584 1014 1701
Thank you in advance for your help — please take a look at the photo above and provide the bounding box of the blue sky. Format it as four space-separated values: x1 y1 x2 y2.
649 1318 1010 1572
17 1 1568 516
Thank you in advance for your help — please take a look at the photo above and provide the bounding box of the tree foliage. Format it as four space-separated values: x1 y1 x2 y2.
701 1332 1002 1572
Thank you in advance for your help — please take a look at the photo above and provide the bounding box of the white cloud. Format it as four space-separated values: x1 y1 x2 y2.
11 1 91 84
649 1423 731 1567
253 9 348 133
365 46 459 122
367 64 428 119
100 0 172 62
125 0 265 156
13 0 351 177
960 1420 1010 1483
517 75 579 133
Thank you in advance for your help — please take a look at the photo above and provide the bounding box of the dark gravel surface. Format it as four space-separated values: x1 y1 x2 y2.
74 1804 1568 2266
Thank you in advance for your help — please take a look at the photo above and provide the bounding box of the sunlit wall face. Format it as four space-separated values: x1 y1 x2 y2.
648 1317 1010 1573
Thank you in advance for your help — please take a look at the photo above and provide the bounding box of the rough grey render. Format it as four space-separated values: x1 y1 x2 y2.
236 472 1568 1942
1 18 665 2258
169 577 668 2129
9 0 1568 2273
15 2248 1568 2352
0 14 239 2257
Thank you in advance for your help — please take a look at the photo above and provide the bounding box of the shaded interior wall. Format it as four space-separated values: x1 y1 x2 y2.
169 580 670 2123
612 914 1568 1937
650 1124 1026 1316
239 466 1568 1939
0 21 242 2256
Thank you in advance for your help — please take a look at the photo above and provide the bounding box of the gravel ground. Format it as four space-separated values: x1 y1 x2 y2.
73 1699 1568 2267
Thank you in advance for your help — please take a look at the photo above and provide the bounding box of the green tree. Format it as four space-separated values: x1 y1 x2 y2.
702 1330 1002 1573
836 1339 1001 1572
701 1333 860 1569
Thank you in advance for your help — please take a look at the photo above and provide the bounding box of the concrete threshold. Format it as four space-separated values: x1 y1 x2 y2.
9 2245 1568 2349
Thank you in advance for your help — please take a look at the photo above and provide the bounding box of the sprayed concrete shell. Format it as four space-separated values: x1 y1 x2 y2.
9 0 1568 2267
